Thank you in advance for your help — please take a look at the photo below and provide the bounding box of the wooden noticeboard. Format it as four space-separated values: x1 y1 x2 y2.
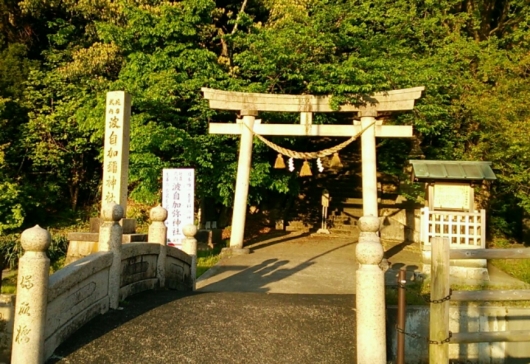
430 183 473 211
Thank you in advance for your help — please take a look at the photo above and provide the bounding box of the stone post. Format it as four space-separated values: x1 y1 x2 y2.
98 202 123 309
356 215 386 364
182 224 198 290
11 225 51 364
101 91 131 216
149 205 168 288
229 110 257 253
360 113 378 217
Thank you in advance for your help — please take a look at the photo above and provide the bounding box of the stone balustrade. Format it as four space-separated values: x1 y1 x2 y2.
8 203 196 364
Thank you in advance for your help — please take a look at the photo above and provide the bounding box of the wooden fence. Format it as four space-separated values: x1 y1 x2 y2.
421 208 486 249
429 237 530 363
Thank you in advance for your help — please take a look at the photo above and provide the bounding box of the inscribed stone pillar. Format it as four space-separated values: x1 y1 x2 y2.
229 110 257 251
101 91 131 216
11 225 50 364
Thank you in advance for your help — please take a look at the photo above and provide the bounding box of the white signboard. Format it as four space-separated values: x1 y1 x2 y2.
162 169 195 248
433 183 470 211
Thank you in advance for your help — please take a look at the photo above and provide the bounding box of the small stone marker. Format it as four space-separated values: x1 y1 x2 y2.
317 189 330 234
101 91 131 215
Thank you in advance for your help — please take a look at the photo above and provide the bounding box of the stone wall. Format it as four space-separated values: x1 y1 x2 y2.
166 247 193 291
287 197 423 243
45 252 113 359
119 243 159 300
379 204 422 242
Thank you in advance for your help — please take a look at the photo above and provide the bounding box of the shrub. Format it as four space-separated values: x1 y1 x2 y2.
0 231 69 271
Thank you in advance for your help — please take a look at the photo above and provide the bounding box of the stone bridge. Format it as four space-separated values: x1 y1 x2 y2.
4 203 195 363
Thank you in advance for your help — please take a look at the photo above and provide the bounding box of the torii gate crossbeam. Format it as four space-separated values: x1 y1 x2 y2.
202 87 424 364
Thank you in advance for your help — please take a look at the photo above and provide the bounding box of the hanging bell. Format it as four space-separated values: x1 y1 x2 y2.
330 152 343 169
299 160 312 177
274 154 286 169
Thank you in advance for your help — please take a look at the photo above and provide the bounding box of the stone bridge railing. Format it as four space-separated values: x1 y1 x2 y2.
8 203 196 364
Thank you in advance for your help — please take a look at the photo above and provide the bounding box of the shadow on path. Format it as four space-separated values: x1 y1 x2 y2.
246 231 313 251
383 240 416 260
199 241 354 293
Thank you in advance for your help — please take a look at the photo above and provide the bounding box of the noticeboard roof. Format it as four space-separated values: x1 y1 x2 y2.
409 160 497 181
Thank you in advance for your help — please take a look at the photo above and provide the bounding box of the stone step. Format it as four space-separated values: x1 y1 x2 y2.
327 191 363 199
341 197 363 205
285 221 312 232
335 207 364 218
328 221 357 229
328 227 358 236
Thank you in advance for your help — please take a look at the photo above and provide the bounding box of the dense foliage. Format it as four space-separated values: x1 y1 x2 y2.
1 0 529 239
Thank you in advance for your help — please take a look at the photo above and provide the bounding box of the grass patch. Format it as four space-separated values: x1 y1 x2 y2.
386 281 430 305
1 273 17 294
490 258 530 285
488 237 530 285
197 243 226 278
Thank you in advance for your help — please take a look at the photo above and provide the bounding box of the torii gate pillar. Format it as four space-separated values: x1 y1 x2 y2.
360 112 378 217
230 110 257 252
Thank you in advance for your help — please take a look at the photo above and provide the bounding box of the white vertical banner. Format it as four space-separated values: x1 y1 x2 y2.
162 168 195 248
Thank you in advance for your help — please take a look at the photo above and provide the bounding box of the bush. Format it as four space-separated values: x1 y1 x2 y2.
0 234 22 270
0 231 69 271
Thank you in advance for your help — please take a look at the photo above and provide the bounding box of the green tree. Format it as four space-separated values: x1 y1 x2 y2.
3 0 530 240
0 43 37 232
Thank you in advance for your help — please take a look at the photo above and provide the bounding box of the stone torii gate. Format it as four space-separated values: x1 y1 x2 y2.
202 86 424 364
202 87 424 245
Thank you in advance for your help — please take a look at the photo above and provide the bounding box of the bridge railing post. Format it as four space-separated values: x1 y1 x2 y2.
98 202 123 309
149 205 168 288
11 225 51 364
182 225 198 290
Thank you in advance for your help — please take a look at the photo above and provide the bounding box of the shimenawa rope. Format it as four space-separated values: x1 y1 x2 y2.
243 121 376 159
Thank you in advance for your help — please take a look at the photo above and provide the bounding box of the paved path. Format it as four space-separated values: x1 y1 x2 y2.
197 232 357 294
48 291 356 364
46 231 525 363
48 232 358 364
